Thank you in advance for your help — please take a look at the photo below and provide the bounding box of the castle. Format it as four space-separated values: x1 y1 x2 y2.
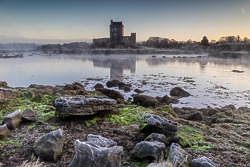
93 20 136 46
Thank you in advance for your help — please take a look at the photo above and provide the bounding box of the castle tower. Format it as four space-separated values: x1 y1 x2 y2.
110 20 124 43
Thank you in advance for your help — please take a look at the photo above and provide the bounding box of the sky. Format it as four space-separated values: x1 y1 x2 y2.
0 0 249 44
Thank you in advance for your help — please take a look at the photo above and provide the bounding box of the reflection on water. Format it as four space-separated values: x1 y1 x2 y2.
92 57 136 81
0 52 250 108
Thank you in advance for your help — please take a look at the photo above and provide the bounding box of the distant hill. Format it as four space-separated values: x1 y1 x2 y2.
0 43 39 51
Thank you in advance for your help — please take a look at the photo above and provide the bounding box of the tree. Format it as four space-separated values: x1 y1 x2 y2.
201 36 209 46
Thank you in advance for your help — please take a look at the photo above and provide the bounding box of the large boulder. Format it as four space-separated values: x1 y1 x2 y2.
191 156 216 167
238 107 250 113
33 129 65 161
220 104 236 112
170 87 190 98
131 141 166 160
169 143 191 167
21 108 36 122
94 83 104 89
133 95 158 108
96 88 124 101
0 81 8 87
68 135 123 167
3 109 21 130
145 133 169 145
0 88 14 102
0 124 10 139
106 80 120 88
140 114 178 138
87 134 117 147
63 82 87 96
158 95 171 105
187 111 203 121
54 95 117 117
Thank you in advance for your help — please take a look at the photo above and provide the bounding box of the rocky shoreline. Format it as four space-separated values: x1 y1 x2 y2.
0 80 250 167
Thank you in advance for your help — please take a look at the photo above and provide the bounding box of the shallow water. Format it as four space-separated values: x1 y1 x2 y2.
1 52 250 108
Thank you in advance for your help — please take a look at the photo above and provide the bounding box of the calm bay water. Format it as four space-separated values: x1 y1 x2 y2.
1 52 250 108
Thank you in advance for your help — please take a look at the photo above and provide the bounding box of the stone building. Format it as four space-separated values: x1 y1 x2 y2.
93 20 136 46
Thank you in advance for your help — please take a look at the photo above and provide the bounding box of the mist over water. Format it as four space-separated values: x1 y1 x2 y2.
0 52 250 108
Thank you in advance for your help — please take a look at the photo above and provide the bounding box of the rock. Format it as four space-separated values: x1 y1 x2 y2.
0 81 7 87
94 83 104 89
63 82 87 95
0 124 10 139
145 133 169 145
140 114 178 138
124 86 131 92
169 143 191 167
87 134 117 147
32 93 46 103
54 95 117 117
131 141 166 160
33 129 65 161
0 88 14 102
106 80 120 88
68 138 123 167
191 156 216 167
187 111 203 121
13 91 24 98
204 108 219 116
96 88 124 101
158 95 171 105
118 82 126 90
170 87 190 98
170 97 179 104
143 99 158 108
232 70 244 73
238 107 250 113
64 82 85 90
220 105 236 112
133 95 158 108
134 88 144 93
142 80 147 85
147 163 170 167
118 82 132 90
21 108 36 122
3 109 21 130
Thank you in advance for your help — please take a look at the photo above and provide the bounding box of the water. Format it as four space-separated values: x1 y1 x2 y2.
1 52 250 108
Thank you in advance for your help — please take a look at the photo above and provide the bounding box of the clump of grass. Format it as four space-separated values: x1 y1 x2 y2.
157 105 177 117
49 126 57 131
20 158 46 167
191 142 214 150
106 105 153 128
27 125 35 130
131 160 148 167
176 125 204 147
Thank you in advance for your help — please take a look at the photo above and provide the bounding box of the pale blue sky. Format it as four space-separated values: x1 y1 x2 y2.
0 0 249 43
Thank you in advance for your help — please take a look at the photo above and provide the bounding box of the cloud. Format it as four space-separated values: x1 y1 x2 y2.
242 8 245 14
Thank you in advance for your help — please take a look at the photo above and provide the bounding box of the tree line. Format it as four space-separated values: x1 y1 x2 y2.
141 35 250 48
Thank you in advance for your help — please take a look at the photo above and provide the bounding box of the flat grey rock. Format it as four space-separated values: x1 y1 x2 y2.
169 143 191 167
191 156 216 167
87 134 117 148
131 141 166 160
54 95 117 117
33 129 65 161
141 114 178 138
68 138 123 167
22 108 36 122
3 109 21 130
